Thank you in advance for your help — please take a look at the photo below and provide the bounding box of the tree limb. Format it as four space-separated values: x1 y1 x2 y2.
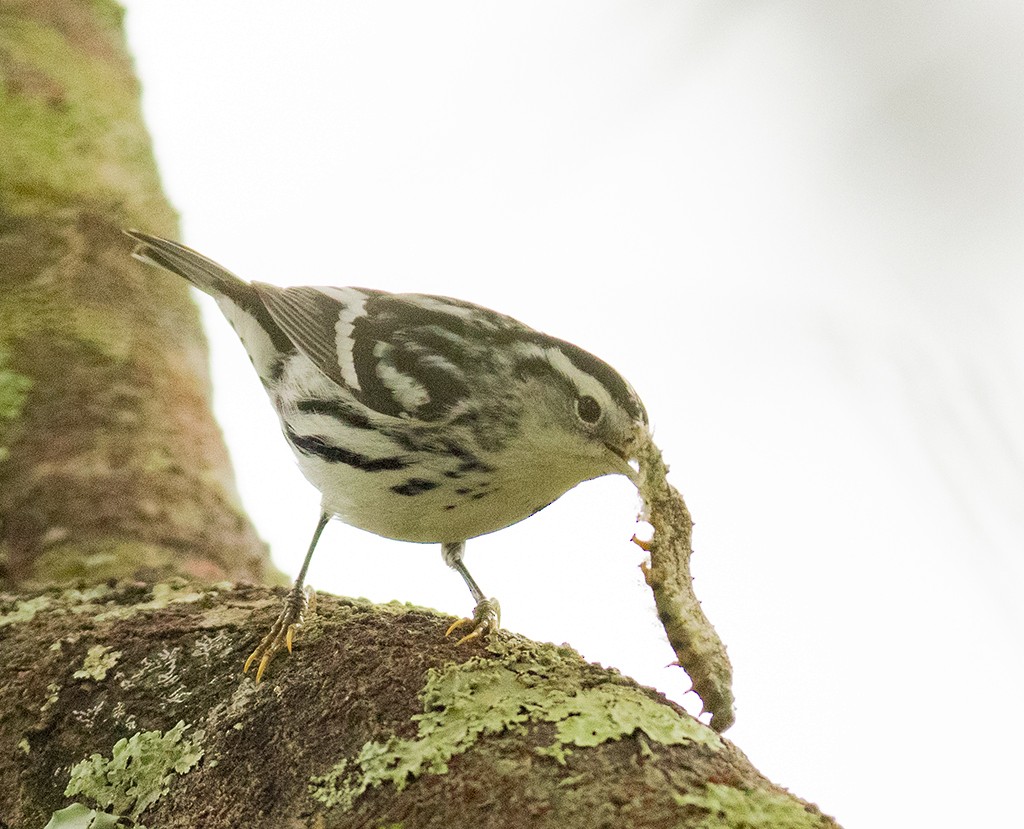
0 582 839 828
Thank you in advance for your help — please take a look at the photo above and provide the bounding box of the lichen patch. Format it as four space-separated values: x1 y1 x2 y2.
63 720 204 825
674 783 830 829
309 638 720 811
73 645 121 681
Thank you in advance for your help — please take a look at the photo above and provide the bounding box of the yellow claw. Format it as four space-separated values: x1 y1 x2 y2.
242 586 315 681
454 627 485 646
445 616 486 644
445 597 500 644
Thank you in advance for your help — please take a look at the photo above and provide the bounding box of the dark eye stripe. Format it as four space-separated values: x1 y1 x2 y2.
513 339 644 424
547 337 646 424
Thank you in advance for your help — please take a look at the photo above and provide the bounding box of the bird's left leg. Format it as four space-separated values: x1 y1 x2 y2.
244 511 329 681
442 540 501 644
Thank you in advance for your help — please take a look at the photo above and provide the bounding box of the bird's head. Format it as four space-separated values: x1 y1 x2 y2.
506 337 648 488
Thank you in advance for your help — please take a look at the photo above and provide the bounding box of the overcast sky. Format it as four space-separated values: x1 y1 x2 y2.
123 3 1024 826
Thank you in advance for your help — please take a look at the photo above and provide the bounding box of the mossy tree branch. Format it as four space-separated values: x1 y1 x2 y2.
1 583 839 828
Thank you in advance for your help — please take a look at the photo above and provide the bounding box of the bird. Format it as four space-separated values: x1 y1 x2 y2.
126 230 649 680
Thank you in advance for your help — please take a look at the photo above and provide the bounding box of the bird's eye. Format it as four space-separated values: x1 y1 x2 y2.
575 394 602 424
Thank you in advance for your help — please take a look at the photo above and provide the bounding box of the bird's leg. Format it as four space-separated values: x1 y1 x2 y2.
244 511 329 681
442 540 501 644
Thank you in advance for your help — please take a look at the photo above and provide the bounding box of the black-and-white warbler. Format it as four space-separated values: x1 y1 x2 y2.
127 231 649 679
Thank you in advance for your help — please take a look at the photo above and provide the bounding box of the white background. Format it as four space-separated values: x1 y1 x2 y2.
122 3 1024 827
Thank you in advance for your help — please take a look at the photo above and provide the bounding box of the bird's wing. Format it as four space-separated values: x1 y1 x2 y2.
253 283 531 421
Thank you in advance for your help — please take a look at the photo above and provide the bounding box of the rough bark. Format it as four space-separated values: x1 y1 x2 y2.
0 3 842 828
0 0 273 589
0 583 839 829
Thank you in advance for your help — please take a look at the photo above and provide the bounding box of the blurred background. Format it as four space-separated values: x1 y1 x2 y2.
122 2 1023 826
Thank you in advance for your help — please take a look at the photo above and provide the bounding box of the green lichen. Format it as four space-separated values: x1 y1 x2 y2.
64 720 204 825
0 578 210 631
534 683 715 764
44 802 122 829
74 644 121 681
674 784 827 829
310 641 720 811
128 580 212 611
41 682 62 714
309 759 354 810
381 598 446 614
64 584 115 609
0 594 53 627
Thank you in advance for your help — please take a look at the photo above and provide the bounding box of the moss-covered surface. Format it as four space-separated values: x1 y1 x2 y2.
0 582 839 828
0 4 169 220
675 784 831 829
0 593 54 627
0 223 278 590
310 640 722 811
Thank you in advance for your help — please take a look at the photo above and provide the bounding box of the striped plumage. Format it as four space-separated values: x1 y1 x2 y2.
127 230 649 678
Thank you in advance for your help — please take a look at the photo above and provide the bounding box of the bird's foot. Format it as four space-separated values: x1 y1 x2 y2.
445 597 501 645
243 584 316 682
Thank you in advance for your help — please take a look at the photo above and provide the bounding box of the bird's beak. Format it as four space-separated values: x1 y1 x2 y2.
604 442 639 484
606 420 649 486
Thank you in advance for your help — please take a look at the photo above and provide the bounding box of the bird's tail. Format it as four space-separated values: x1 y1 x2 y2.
125 230 255 309
126 230 295 367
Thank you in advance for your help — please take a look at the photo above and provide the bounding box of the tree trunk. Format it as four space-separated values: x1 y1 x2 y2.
0 0 273 589
0 3 841 827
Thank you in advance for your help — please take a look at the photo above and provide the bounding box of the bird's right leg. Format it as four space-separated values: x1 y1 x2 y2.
244 511 329 681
